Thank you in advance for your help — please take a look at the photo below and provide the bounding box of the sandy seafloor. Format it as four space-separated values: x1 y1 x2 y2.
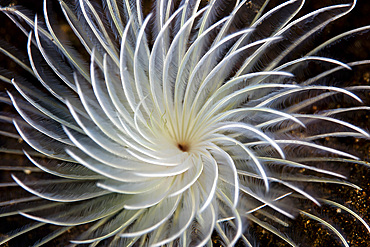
0 0 369 246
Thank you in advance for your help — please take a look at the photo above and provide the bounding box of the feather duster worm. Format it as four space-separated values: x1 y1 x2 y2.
0 0 369 246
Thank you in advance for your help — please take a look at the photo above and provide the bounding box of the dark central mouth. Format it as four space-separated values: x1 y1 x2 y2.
177 143 189 152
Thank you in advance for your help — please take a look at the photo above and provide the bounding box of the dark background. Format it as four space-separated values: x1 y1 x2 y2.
0 0 369 246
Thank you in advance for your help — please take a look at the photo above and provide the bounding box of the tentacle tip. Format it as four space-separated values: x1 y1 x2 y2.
345 65 352 71
264 182 270 193
5 90 12 98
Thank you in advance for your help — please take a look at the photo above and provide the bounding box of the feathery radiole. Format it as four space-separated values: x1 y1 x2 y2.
0 0 369 246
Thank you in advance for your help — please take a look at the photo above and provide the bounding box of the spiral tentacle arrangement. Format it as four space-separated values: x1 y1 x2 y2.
0 0 369 246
